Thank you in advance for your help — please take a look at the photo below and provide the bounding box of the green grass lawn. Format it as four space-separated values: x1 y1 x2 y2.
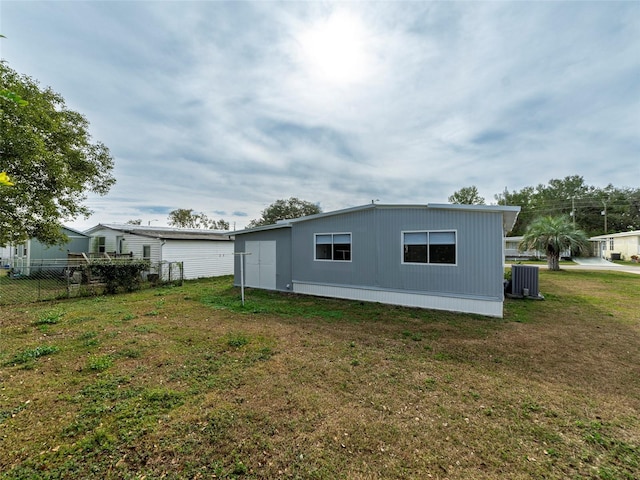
612 259 640 267
1 273 638 479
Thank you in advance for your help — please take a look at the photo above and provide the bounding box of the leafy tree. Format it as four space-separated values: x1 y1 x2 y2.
167 209 229 230
168 209 202 228
126 219 142 225
586 186 640 235
248 197 321 228
1 62 115 246
519 216 589 271
448 186 485 205
496 176 640 237
215 219 230 230
495 186 536 236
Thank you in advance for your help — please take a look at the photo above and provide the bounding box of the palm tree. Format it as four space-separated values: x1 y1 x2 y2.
519 216 589 271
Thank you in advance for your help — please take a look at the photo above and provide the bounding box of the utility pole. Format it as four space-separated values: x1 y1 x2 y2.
601 200 608 234
571 197 576 227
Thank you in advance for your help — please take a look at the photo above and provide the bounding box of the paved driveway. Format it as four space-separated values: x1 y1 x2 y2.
562 257 639 275
573 257 621 267
506 258 640 275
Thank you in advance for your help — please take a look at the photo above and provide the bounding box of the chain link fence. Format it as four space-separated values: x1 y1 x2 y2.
0 260 183 306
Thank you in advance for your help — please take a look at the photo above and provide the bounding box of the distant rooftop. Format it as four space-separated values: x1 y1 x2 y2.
84 223 232 241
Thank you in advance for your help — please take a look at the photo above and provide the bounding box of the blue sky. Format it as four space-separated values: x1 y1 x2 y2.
2 1 638 230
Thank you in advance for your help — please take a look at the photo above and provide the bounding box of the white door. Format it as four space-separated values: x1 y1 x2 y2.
245 241 276 290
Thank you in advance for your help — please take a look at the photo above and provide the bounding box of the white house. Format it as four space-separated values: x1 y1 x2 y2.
504 236 541 260
504 236 571 260
590 230 640 260
84 224 234 279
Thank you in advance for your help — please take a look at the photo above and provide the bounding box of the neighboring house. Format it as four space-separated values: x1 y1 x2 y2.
2 226 90 275
590 230 640 260
504 236 541 260
504 236 571 260
232 203 520 318
83 224 234 279
0 245 12 268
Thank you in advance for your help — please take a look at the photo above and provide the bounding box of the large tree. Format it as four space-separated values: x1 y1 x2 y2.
0 62 115 245
448 185 485 205
167 209 229 230
519 216 589 271
248 197 321 228
495 185 537 236
495 176 640 237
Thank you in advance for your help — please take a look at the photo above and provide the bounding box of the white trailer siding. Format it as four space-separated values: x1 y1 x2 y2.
162 240 234 279
86 227 163 262
87 227 119 253
85 224 235 279
591 231 640 260
119 234 162 263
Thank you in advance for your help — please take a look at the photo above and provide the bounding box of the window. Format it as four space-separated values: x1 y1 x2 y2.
315 233 351 261
609 237 614 250
143 245 151 261
403 231 456 264
96 236 106 253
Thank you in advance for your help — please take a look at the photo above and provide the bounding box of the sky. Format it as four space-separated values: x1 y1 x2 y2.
1 1 639 231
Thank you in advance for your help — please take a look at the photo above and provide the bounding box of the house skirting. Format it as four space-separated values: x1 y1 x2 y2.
292 282 504 318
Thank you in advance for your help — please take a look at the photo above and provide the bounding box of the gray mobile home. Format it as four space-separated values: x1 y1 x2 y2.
233 203 520 318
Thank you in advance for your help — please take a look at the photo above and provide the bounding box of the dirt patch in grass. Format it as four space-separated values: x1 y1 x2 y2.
1 273 638 479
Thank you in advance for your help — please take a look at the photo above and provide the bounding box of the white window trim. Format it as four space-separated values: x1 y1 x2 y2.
314 232 352 262
401 229 458 266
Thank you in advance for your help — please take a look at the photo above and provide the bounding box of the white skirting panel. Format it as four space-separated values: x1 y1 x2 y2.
292 282 504 318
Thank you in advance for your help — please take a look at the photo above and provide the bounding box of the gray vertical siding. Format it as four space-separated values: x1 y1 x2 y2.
233 227 292 291
291 206 504 300
29 228 90 261
292 208 377 288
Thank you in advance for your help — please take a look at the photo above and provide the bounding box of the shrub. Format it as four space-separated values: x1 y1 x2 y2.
87 260 150 294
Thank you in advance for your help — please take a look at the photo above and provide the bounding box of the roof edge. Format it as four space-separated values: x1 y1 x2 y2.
590 230 640 240
232 203 521 234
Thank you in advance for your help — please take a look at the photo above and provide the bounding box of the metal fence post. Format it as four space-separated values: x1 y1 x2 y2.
37 266 41 301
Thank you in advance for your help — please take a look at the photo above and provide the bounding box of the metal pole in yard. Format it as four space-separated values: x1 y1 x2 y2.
233 252 251 306
240 253 245 306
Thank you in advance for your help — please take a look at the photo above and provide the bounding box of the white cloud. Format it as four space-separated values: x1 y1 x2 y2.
2 1 638 231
